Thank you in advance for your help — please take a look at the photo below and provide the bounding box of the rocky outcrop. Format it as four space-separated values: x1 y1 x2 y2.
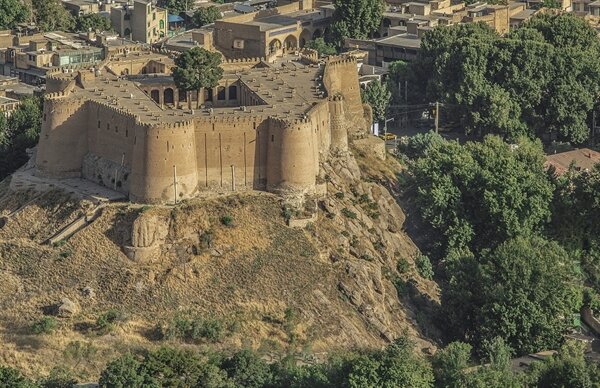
123 212 169 262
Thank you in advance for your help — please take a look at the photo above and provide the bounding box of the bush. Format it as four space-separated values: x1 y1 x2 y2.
159 315 228 343
341 208 357 219
397 258 410 274
31 316 57 335
40 366 77 388
220 215 234 227
334 192 344 199
415 254 434 279
96 309 127 334
0 366 36 387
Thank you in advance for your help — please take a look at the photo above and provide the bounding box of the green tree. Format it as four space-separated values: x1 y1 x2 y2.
432 342 472 388
524 341 600 387
192 6 221 27
464 337 521 388
0 366 37 388
410 135 553 255
361 80 391 123
305 37 338 56
443 236 577 356
221 349 273 388
172 47 223 109
75 13 111 32
0 96 43 179
347 337 433 388
158 0 193 14
0 0 30 29
410 14 600 144
39 367 77 388
331 0 384 44
32 0 75 32
99 354 145 388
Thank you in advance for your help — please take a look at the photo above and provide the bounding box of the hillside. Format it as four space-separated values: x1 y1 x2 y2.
0 148 439 381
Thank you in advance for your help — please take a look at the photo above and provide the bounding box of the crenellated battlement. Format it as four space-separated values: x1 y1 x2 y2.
35 50 368 203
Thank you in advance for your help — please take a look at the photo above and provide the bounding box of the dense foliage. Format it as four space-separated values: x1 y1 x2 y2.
443 236 577 355
331 0 384 45
403 133 588 357
305 38 338 56
407 14 600 143
172 47 223 108
192 6 221 27
74 13 112 33
32 0 75 32
0 96 43 180
410 135 552 255
0 0 30 29
361 80 391 123
3 338 599 387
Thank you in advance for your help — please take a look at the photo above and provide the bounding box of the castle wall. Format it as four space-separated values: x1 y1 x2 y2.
36 95 89 178
267 118 318 195
193 116 268 193
130 121 198 203
323 56 367 136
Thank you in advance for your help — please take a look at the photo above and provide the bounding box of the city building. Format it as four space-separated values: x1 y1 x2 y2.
111 0 168 43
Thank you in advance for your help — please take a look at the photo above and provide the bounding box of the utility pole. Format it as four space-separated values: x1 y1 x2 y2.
173 165 178 205
434 101 440 134
593 108 597 146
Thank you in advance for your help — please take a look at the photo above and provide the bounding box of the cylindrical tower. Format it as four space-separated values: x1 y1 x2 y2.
266 118 316 195
36 95 88 178
129 121 198 203
329 95 348 153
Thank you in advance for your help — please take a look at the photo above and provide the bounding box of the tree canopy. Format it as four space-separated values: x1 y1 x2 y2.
0 0 30 29
443 236 577 355
74 13 111 33
331 0 384 44
172 47 223 108
305 37 338 56
0 96 43 180
192 6 221 28
361 80 391 123
410 135 552 255
32 0 75 32
407 14 600 144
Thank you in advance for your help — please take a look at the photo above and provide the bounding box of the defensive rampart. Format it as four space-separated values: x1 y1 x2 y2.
35 55 366 204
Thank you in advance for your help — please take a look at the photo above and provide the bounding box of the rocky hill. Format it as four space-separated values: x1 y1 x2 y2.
0 148 439 381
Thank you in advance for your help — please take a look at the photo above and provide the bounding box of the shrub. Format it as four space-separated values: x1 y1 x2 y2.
159 315 228 343
96 309 127 334
40 366 77 388
335 192 344 199
59 250 71 259
415 254 434 279
397 258 410 274
220 215 234 227
31 316 57 335
0 366 36 387
341 208 357 219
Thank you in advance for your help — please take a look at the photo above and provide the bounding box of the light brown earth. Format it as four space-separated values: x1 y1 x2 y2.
0 149 440 381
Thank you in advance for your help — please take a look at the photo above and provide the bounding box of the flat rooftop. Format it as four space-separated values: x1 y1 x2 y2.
62 54 325 125
376 34 422 49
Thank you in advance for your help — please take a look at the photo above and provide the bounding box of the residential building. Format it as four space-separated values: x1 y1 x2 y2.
111 0 168 43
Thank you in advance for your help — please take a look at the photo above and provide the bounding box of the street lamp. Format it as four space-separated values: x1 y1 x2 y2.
384 117 394 139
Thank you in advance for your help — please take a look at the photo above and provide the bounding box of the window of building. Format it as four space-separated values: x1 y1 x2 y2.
217 87 226 100
229 85 237 100
159 20 164 29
